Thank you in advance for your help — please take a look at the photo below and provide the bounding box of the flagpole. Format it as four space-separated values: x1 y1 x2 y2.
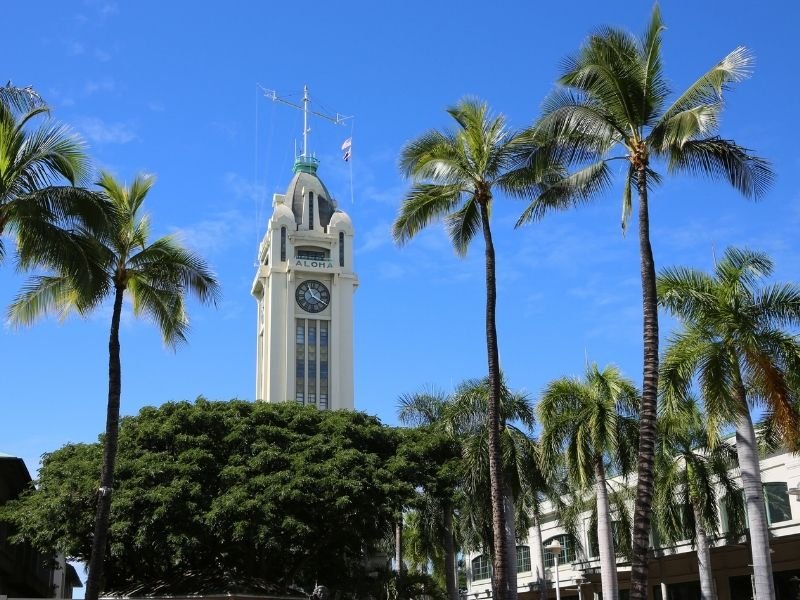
349 120 355 205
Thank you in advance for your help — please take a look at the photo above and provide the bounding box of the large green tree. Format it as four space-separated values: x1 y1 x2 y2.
658 247 800 600
8 172 220 600
516 8 772 597
393 99 554 600
538 364 639 600
0 83 109 287
654 399 744 600
0 400 410 596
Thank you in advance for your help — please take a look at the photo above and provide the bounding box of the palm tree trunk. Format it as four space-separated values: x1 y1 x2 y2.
595 459 619 600
691 502 715 600
734 379 775 600
85 284 125 600
479 199 513 600
395 517 404 574
631 171 658 600
531 516 546 600
504 483 518 596
443 507 459 600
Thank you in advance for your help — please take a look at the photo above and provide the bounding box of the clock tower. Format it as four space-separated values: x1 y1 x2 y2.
252 154 357 409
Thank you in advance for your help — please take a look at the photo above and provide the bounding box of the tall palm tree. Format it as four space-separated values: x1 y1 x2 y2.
658 247 800 600
516 9 773 596
0 83 110 287
8 171 220 600
654 399 744 600
538 364 639 600
393 99 555 600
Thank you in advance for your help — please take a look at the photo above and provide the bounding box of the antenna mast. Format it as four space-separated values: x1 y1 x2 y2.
261 85 351 171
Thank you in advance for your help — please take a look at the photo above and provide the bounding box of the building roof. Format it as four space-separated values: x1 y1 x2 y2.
285 169 336 229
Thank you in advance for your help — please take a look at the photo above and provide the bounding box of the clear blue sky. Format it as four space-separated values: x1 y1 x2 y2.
2 1 798 487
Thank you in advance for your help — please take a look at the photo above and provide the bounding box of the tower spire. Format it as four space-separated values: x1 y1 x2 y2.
260 84 352 174
302 84 309 158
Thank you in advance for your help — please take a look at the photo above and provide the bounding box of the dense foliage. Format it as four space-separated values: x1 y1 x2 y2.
1 400 421 596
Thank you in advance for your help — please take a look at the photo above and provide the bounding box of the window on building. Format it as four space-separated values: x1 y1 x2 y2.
339 232 345 267
471 555 490 581
587 520 627 558
764 482 792 525
308 191 314 230
280 227 286 262
724 483 793 532
319 321 329 409
307 321 317 407
543 534 576 567
295 319 305 404
517 545 531 573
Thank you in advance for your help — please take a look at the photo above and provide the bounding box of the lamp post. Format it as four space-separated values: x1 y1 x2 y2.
546 540 562 600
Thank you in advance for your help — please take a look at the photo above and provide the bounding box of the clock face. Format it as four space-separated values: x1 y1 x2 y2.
296 280 330 313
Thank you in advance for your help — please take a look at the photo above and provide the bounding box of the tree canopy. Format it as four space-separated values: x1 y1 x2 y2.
1 399 426 596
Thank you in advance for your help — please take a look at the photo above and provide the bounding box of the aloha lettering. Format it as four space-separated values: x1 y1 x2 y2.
295 259 334 269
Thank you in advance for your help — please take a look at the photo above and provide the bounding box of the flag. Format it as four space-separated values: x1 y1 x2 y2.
341 137 352 161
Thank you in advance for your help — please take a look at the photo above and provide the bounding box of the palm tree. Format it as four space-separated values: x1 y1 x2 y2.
398 377 551 600
0 83 110 287
658 247 800 600
398 388 462 600
8 171 220 600
393 98 555 600
654 399 744 600
448 376 543 600
516 8 773 596
538 364 639 600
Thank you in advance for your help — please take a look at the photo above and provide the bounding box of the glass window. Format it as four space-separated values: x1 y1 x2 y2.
308 191 314 230
339 232 345 267
280 227 286 262
472 555 490 581
765 482 792 525
308 321 317 407
587 521 625 557
319 321 329 409
543 534 575 567
295 319 305 404
517 546 531 573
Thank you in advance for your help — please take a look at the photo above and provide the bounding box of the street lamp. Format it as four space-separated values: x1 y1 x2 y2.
546 539 562 600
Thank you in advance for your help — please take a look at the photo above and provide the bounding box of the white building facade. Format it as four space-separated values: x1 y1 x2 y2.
466 447 800 600
252 156 357 409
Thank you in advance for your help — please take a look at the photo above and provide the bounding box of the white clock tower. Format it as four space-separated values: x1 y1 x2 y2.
252 152 357 410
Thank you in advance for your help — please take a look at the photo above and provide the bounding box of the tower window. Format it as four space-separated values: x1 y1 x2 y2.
320 321 329 409
308 191 314 230
339 232 345 267
295 319 305 404
280 227 286 262
308 321 317 407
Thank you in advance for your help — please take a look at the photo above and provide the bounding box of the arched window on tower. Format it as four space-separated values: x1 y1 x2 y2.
308 191 314 230
280 227 286 262
339 232 345 267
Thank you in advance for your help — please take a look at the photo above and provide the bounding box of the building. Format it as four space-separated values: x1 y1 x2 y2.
252 153 357 410
0 453 82 598
465 447 800 600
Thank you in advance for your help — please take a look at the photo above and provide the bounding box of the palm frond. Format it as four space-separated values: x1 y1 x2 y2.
515 160 612 227
392 184 462 246
656 265 716 321
657 46 754 127
7 275 79 325
666 137 773 200
445 197 481 257
0 84 46 113
127 278 188 348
